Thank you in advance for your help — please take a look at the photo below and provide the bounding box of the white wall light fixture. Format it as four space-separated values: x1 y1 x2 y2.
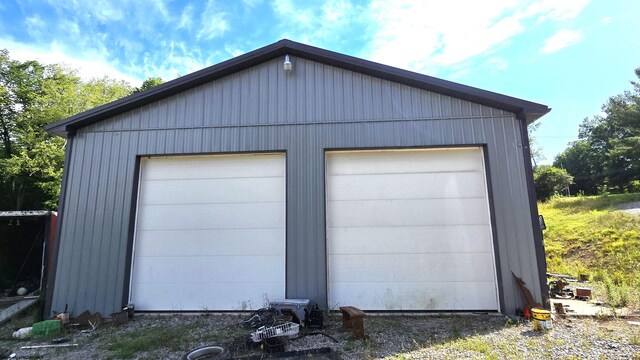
283 55 293 73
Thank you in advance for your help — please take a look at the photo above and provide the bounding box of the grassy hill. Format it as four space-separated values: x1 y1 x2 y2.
538 193 640 308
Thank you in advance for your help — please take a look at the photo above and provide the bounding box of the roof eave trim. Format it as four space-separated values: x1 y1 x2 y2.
45 39 550 137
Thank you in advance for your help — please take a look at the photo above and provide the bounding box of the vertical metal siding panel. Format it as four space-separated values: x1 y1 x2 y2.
110 132 137 312
507 116 540 310
400 84 412 118
371 73 383 121
488 117 519 312
469 117 477 144
129 109 140 130
333 67 344 121
138 105 148 129
343 68 355 121
441 94 453 118
296 126 308 296
292 61 304 124
304 60 315 124
412 87 423 118
193 87 206 127
267 60 277 124
314 63 324 122
174 92 186 128
203 80 214 125
220 78 230 124
282 66 293 124
275 60 285 124
93 132 121 312
231 74 241 124
285 128 297 297
84 133 110 311
262 64 272 125
351 72 362 120
361 74 373 120
508 118 541 301
155 100 167 129
66 133 97 313
51 135 86 314
481 118 506 310
324 64 335 121
240 70 250 125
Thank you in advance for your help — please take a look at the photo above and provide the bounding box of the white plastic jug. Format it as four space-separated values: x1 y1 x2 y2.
12 326 32 339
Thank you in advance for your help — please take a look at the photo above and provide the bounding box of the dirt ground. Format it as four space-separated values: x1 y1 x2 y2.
1 310 639 359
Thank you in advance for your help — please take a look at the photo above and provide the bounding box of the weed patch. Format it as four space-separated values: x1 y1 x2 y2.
539 193 640 309
102 323 198 359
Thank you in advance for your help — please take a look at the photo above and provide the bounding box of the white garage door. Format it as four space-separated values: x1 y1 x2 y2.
130 153 286 311
326 148 498 311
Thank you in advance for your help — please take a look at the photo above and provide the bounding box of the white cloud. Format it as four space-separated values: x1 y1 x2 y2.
224 46 245 58
0 37 142 85
601 16 612 25
528 0 590 23
270 0 364 44
178 4 195 29
84 0 125 22
241 0 263 8
540 29 583 54
197 0 230 40
130 40 212 81
24 15 46 38
322 0 354 23
364 0 590 74
150 0 170 19
272 0 314 26
486 57 509 70
366 0 524 72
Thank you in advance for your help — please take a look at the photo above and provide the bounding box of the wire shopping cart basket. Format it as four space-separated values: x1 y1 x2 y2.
250 322 300 342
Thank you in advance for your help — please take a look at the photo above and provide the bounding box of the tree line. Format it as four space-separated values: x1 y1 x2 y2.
533 68 640 201
0 49 162 210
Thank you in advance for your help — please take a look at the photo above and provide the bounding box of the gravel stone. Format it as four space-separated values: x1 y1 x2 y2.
1 313 639 359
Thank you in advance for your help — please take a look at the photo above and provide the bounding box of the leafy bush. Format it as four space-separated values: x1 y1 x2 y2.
534 165 573 202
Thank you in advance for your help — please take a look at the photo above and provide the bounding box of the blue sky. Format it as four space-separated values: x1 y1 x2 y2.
1 0 638 163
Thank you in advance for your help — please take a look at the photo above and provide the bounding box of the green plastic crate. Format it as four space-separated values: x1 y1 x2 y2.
32 320 61 337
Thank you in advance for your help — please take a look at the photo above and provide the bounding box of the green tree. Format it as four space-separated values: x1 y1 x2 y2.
133 76 164 93
553 140 602 195
527 121 545 165
533 165 573 202
574 68 640 192
0 50 132 210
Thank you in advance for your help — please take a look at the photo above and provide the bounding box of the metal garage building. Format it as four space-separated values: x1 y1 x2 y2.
44 39 550 316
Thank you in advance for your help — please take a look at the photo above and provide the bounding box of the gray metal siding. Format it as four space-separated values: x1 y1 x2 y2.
51 57 540 315
80 57 508 133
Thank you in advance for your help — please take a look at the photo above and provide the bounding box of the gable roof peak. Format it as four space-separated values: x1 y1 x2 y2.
45 39 549 137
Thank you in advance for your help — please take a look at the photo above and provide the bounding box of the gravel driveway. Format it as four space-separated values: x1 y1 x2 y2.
618 201 640 216
2 313 639 359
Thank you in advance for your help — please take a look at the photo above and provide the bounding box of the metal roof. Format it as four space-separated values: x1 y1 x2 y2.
45 39 550 138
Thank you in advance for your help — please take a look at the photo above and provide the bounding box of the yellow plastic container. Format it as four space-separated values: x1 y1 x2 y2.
531 308 552 332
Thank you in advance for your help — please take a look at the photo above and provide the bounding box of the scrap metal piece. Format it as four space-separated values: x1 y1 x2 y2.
512 272 542 309
0 298 38 324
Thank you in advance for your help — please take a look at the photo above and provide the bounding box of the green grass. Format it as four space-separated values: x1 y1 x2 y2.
101 320 247 360
538 193 640 308
102 323 198 359
435 335 505 360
